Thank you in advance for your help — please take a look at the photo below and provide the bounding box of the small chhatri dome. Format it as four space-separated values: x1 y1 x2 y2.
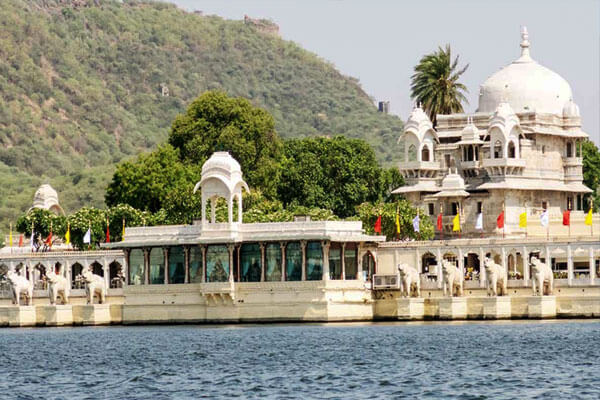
405 104 433 131
200 151 243 178
562 99 580 118
432 170 469 198
478 27 573 115
459 116 482 144
31 184 64 215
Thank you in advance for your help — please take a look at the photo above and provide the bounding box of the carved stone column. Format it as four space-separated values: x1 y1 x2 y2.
200 245 206 283
259 242 266 282
522 246 529 285
280 242 286 281
123 249 130 286
501 247 507 285
143 249 149 285
589 247 595 285
436 248 443 289
301 241 307 281
103 257 110 289
458 247 464 281
236 245 241 282
479 247 486 288
164 248 169 285
357 243 363 281
341 243 346 281
228 244 234 283
184 247 190 284
567 245 573 286
321 241 330 281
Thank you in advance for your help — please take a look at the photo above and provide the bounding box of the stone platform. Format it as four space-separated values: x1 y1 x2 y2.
482 296 512 319
438 297 467 320
7 306 37 327
42 305 73 326
74 304 112 325
396 298 425 320
527 296 557 319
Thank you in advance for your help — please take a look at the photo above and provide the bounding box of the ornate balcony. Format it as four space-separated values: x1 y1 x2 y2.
482 158 526 176
399 160 443 179
563 157 583 183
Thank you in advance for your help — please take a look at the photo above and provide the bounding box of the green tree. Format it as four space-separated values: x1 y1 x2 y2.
67 207 108 250
169 91 283 198
582 140 600 211
356 200 434 241
16 208 67 244
106 204 153 242
105 144 200 212
410 44 469 126
278 136 403 218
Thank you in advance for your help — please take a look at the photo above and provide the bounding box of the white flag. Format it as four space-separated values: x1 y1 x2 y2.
475 213 483 230
83 228 91 244
30 228 35 250
540 210 549 227
412 214 420 233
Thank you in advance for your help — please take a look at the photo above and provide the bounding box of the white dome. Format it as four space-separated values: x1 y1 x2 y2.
477 27 573 116
201 151 242 177
31 184 64 214
562 99 580 118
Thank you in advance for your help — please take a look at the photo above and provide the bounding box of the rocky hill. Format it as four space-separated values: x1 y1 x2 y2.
0 0 403 232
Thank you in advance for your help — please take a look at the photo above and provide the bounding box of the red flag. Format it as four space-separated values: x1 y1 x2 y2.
374 215 382 234
437 213 443 231
106 224 110 243
496 211 504 229
44 232 52 246
562 210 570 226
18 234 23 247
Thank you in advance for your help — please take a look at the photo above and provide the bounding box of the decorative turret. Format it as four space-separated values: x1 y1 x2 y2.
30 184 64 215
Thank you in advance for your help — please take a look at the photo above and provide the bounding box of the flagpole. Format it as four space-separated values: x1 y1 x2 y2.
591 198 594 237
9 223 12 255
440 203 444 241
546 202 550 241
502 201 505 239
458 203 462 239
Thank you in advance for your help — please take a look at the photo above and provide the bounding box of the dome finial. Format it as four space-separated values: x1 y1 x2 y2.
520 26 530 58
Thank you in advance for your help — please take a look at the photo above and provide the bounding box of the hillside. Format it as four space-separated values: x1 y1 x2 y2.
0 0 403 233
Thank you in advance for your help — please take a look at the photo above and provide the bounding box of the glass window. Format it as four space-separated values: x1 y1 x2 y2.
265 243 282 281
329 244 342 280
169 247 185 284
306 242 323 280
362 252 376 280
128 250 144 285
206 245 229 282
286 242 302 281
241 243 262 282
149 248 164 284
189 247 203 283
344 244 357 280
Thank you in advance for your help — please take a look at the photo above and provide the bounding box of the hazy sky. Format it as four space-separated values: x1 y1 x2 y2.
171 0 600 143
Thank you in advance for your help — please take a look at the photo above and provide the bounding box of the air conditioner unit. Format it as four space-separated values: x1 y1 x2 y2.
372 274 400 290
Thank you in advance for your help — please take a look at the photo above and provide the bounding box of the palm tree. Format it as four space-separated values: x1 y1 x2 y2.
410 44 469 126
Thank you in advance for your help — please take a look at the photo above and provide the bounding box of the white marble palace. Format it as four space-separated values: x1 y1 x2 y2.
394 27 595 237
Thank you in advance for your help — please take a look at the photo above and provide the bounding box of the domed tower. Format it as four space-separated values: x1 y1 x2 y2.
194 152 249 226
30 184 64 215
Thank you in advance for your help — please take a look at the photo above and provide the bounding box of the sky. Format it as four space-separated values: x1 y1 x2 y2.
170 0 600 143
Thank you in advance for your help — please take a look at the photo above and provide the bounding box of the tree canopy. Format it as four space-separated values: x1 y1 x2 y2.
410 44 469 126
356 200 434 241
278 136 403 218
582 140 600 211
168 90 283 198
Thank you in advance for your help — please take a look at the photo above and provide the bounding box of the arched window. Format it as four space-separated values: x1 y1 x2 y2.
91 261 103 277
421 146 430 162
421 253 437 276
494 141 503 159
464 253 480 281
362 251 376 281
71 262 83 289
109 261 124 288
508 141 516 158
566 142 572 158
408 144 417 162
467 146 474 161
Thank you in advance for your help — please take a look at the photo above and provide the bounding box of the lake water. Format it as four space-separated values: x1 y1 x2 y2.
0 320 598 399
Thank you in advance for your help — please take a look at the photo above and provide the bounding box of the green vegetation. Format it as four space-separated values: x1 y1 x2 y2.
356 200 434 241
0 0 403 237
582 140 600 211
410 44 469 126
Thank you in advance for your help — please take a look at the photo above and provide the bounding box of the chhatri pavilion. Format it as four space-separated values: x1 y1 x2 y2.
394 27 593 237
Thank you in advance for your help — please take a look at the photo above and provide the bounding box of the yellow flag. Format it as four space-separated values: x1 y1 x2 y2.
585 208 593 226
9 223 12 247
452 213 460 231
122 218 126 240
65 223 70 245
395 212 400 234
519 212 527 228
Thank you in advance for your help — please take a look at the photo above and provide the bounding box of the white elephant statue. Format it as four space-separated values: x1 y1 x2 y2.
483 257 507 296
46 268 70 305
530 256 553 296
441 259 463 297
80 268 107 304
397 263 420 298
6 270 33 306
